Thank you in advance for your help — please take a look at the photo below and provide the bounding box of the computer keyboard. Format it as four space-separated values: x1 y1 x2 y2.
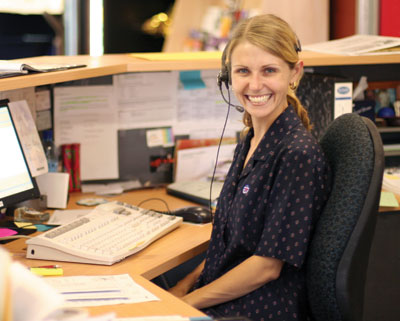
26 201 183 265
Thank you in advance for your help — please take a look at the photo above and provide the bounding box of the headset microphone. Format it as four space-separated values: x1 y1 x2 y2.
219 85 244 113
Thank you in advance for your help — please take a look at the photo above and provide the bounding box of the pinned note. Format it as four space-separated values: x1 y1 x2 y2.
146 127 174 147
179 70 206 90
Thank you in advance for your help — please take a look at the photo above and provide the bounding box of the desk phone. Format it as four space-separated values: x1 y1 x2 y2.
26 201 182 265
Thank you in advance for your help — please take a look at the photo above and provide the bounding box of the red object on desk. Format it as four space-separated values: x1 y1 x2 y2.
61 143 81 192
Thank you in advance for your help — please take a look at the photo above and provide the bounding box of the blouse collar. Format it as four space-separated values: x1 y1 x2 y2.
244 105 303 162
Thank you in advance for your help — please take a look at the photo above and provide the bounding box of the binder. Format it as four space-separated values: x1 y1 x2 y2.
297 73 353 140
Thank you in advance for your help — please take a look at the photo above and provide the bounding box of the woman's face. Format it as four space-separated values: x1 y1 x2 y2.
230 41 302 123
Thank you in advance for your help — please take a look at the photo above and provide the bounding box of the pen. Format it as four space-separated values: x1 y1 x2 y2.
34 265 61 268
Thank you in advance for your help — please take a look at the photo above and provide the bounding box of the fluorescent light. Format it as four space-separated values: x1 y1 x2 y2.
89 0 104 56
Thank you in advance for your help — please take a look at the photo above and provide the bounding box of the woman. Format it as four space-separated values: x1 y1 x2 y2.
169 14 331 321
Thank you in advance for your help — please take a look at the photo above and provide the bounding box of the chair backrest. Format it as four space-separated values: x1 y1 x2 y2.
306 113 384 321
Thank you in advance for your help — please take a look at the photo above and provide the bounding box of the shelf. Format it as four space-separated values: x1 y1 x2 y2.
0 51 399 92
384 151 400 157
378 127 400 133
0 55 129 91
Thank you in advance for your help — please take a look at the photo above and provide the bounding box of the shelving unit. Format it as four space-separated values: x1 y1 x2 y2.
163 0 329 52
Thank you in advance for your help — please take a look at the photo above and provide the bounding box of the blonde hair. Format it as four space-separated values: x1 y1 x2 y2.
224 14 312 131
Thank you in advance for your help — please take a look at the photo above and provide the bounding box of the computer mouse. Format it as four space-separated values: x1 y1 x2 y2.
171 206 212 224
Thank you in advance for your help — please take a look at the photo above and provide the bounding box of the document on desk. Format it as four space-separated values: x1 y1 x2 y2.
46 209 92 225
54 85 119 180
303 34 400 55
44 274 159 307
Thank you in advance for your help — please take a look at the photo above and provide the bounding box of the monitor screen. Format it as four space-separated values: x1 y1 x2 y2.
0 99 39 210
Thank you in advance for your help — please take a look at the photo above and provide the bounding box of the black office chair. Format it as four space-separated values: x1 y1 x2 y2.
306 113 384 321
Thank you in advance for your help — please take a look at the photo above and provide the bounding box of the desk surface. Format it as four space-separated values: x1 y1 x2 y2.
5 188 212 280
3 186 399 318
2 188 211 318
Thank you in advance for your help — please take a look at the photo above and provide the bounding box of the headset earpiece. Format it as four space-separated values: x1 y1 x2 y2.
217 66 229 90
217 43 230 90
217 41 244 113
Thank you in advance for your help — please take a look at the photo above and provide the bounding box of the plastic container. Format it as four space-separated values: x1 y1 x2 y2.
42 130 59 172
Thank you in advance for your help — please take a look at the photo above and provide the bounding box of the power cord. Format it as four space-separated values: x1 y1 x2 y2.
136 197 173 215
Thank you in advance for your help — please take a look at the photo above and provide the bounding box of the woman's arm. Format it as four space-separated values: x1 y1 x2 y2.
168 259 205 297
182 255 283 309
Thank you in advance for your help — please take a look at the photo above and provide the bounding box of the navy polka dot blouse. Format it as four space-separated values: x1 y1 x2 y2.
195 106 332 321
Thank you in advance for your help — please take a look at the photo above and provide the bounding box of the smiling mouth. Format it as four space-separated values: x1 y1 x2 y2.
247 94 272 104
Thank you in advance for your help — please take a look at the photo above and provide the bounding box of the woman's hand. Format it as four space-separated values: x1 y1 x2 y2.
168 283 189 297
168 259 205 297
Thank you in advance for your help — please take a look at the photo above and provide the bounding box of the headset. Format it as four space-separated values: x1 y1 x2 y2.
217 42 245 113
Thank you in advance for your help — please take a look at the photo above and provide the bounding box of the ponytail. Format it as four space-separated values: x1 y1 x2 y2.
287 91 312 131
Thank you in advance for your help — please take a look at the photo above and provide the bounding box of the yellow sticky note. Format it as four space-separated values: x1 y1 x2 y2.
380 191 400 207
14 222 37 229
30 268 63 276
131 51 222 61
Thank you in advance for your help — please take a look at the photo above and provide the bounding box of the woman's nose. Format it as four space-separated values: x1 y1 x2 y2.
248 73 263 91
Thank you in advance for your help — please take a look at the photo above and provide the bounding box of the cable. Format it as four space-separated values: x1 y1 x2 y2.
137 197 172 214
209 86 236 215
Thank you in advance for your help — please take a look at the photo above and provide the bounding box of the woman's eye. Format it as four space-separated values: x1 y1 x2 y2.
235 68 248 74
264 68 276 74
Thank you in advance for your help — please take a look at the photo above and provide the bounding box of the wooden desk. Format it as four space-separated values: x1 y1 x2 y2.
2 188 211 318
5 188 212 280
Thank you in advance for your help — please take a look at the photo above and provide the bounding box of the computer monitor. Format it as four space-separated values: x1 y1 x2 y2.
0 99 40 210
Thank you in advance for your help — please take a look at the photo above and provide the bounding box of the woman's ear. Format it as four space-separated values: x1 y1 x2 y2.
291 60 304 84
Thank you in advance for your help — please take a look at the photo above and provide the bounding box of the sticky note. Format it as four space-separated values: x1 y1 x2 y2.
146 128 174 147
0 228 17 238
30 267 63 276
35 224 54 232
14 222 37 229
380 191 400 207
179 70 206 90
